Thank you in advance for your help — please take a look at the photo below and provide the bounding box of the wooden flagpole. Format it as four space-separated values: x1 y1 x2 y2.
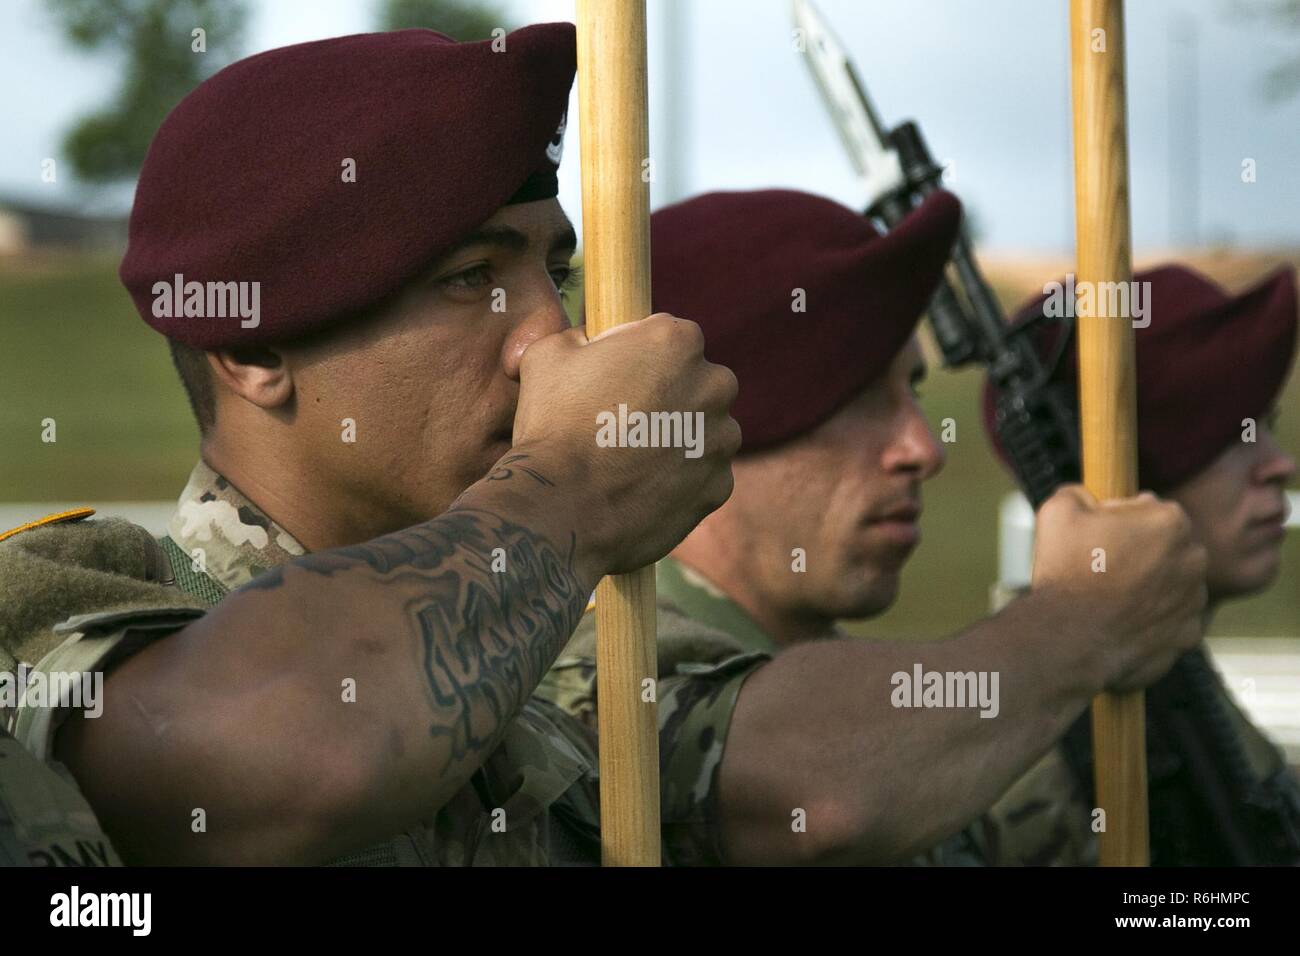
575 0 662 866
1069 0 1149 866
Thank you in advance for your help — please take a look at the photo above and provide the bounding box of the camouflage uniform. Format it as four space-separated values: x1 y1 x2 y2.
983 583 1299 866
1 461 730 866
538 556 1005 865
0 726 122 867
1 507 184 868
539 559 771 865
981 748 1097 866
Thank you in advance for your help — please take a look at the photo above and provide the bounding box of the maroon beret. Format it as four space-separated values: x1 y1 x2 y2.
983 264 1298 491
121 25 575 348
650 189 962 451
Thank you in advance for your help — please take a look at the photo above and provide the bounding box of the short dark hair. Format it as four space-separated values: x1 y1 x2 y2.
167 339 216 434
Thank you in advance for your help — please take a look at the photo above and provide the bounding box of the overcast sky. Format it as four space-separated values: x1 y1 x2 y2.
1 0 1296 252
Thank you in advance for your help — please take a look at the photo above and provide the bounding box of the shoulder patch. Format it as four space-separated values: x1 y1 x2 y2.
0 515 205 674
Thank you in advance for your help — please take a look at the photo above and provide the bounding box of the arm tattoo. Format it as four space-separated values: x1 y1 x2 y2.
241 508 587 771
487 453 555 487
407 512 583 767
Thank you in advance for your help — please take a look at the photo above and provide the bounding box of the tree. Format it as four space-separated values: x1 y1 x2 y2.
377 0 508 41
1234 0 1300 101
48 0 247 182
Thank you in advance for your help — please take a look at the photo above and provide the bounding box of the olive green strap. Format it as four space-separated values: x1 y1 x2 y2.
159 535 228 608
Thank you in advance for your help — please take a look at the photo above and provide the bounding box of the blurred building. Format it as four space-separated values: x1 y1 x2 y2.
0 195 127 254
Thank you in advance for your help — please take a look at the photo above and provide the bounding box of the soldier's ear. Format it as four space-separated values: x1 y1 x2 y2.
208 347 293 411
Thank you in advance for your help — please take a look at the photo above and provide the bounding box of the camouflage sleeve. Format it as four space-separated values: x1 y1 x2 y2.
10 607 205 762
655 652 769 865
536 645 599 730
537 601 771 866
981 744 1098 866
0 726 123 867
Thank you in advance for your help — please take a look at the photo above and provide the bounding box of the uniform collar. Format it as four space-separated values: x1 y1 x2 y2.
166 460 306 592
165 463 782 658
655 557 776 655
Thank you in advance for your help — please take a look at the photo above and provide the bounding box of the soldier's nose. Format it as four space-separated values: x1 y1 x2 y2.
502 303 570 381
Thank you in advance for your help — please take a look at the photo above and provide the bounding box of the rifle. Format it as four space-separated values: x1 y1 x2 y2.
793 0 1300 865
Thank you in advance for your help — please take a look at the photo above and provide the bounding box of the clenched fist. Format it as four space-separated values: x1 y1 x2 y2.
1032 485 1208 691
511 313 741 575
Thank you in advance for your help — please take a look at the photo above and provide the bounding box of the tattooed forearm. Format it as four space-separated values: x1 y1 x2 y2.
408 511 584 768
241 507 587 773
57 480 595 864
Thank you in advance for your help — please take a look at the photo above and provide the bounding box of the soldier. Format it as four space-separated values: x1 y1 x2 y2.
980 263 1299 865
2 25 738 867
1 36 1204 867
537 189 1212 865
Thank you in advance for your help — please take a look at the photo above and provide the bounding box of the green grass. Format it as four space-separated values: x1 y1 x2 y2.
0 254 199 500
1 256 1296 639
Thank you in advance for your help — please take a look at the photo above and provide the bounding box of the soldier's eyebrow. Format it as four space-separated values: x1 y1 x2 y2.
444 222 577 260
548 223 578 259
448 226 530 254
